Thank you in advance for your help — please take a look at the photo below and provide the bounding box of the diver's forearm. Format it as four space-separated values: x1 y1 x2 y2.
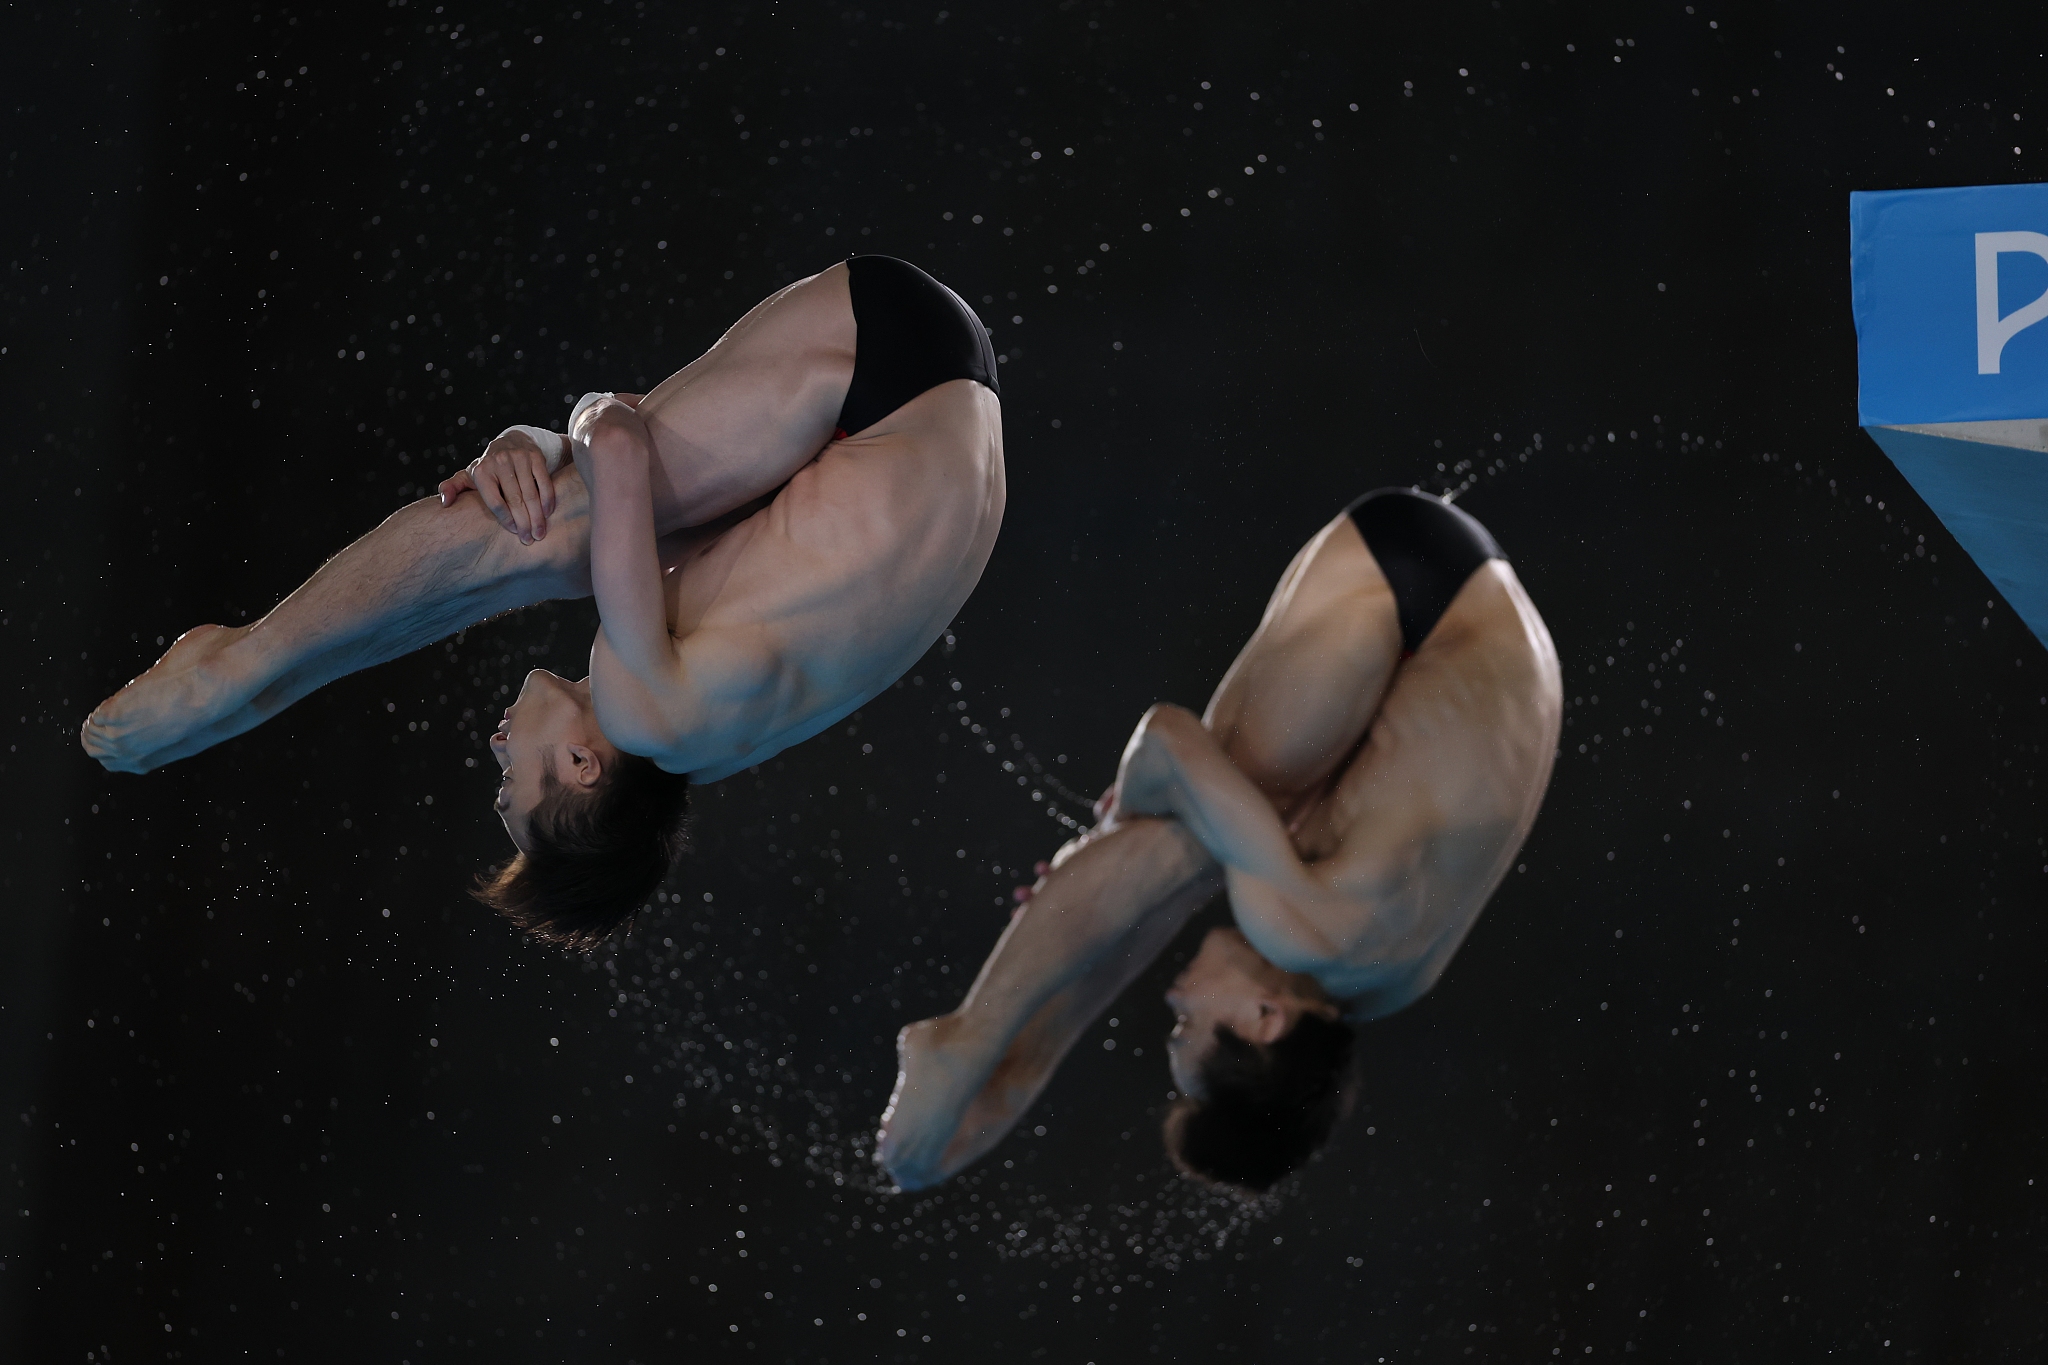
1119 704 1313 891
584 430 676 684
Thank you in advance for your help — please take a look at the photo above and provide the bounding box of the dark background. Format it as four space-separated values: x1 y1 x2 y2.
6 0 2048 1359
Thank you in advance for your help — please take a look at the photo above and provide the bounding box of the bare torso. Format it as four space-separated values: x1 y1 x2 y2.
646 379 1004 780
586 262 1005 779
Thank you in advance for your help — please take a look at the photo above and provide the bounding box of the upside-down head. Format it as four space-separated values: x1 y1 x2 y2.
476 669 691 951
1161 926 1356 1193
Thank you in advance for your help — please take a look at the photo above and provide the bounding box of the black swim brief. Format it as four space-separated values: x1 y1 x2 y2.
1345 488 1504 653
835 256 1001 437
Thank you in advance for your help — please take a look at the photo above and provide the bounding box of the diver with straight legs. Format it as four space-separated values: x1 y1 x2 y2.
83 257 1005 947
877 489 1562 1193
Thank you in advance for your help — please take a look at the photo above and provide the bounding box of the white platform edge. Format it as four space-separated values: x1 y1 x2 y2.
1881 419 2048 453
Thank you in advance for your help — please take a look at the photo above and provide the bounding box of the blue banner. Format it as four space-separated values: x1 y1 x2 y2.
1851 182 2048 425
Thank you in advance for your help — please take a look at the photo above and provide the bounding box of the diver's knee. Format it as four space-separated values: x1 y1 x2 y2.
580 405 644 460
1135 702 1203 750
566 392 649 464
1121 704 1200 788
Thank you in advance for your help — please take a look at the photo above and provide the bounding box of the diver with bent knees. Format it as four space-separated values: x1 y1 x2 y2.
83 257 1005 947
877 489 1561 1193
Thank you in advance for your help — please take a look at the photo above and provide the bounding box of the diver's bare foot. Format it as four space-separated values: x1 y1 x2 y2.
876 1015 991 1191
81 624 254 773
937 1041 1056 1178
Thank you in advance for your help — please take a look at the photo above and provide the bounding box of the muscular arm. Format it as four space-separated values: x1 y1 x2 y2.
877 816 1217 1189
1111 703 1347 973
83 470 595 773
578 400 707 761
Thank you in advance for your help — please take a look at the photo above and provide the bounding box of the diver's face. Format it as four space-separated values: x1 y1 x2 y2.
487 669 611 850
1163 926 1319 1097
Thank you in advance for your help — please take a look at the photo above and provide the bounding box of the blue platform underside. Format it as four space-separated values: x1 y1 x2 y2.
1863 425 2048 647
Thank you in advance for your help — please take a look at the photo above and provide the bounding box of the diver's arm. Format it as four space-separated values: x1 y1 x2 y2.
578 398 700 757
1110 702 1343 972
581 400 671 679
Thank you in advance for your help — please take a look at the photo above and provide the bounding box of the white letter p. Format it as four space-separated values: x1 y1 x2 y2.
1976 230 2048 374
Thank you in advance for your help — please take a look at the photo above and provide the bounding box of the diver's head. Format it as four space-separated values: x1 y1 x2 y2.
1160 925 1354 1193
475 669 691 951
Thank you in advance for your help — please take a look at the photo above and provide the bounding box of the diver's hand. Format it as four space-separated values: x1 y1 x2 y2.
1007 794 1119 908
1011 792 1124 909
440 430 559 544
1010 860 1052 910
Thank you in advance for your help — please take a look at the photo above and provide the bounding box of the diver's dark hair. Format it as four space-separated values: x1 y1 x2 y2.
473 751 691 952
1162 1011 1356 1194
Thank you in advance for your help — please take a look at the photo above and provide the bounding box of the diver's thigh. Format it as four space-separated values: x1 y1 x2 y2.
634 264 859 523
1202 513 1402 804
1316 564 1561 860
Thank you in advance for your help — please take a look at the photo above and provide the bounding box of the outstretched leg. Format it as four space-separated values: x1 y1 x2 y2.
878 816 1216 1189
82 471 595 772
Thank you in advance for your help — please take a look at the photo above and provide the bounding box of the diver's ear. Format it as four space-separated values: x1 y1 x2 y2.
562 742 606 790
1246 997 1292 1046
